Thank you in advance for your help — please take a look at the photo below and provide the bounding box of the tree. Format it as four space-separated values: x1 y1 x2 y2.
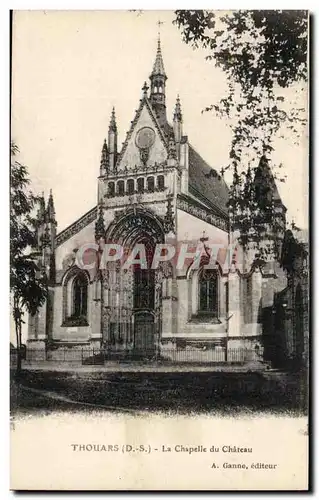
174 10 308 254
10 142 47 373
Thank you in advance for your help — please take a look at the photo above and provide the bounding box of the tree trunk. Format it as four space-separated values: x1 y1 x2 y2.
13 297 22 375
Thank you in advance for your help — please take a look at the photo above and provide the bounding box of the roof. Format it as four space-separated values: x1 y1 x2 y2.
188 145 229 217
254 155 282 204
55 206 97 247
161 122 229 217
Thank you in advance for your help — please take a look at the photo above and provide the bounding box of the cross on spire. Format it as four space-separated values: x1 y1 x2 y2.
157 19 164 34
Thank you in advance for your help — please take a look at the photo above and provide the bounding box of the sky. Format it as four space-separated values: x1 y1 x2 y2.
11 10 309 232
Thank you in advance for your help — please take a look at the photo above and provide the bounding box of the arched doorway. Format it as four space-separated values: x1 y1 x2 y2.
103 208 164 357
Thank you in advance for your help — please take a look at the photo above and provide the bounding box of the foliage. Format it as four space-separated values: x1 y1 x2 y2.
10 141 47 371
174 10 308 255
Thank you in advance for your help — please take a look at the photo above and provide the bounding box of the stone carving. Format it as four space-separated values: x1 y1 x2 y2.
95 205 106 241
56 207 97 247
168 134 177 160
139 147 150 166
177 196 228 232
163 195 175 234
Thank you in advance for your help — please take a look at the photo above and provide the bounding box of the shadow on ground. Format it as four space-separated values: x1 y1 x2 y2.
10 368 307 417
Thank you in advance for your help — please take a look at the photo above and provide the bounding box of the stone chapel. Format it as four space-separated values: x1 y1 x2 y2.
28 36 288 364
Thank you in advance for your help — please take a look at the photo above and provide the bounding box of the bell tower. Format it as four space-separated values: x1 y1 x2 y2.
149 35 167 127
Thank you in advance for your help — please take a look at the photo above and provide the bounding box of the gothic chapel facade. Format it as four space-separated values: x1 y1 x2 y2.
28 37 287 364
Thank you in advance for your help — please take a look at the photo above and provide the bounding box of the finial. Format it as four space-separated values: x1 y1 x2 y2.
142 81 149 95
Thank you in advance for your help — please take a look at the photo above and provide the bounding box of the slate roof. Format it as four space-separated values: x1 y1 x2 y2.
188 145 229 217
162 122 229 217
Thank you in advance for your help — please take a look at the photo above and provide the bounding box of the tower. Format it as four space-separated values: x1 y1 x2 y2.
253 155 286 260
28 190 57 345
149 36 167 127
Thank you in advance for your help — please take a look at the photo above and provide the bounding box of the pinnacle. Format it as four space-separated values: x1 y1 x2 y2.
46 189 56 222
100 139 108 167
174 94 182 121
151 36 166 77
142 81 149 96
109 107 117 132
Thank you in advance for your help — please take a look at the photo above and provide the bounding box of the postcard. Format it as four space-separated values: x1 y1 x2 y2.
10 10 309 491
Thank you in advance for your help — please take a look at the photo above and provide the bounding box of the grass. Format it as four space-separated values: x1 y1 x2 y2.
10 369 307 417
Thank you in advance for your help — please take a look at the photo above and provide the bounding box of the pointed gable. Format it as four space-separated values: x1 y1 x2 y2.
116 96 168 170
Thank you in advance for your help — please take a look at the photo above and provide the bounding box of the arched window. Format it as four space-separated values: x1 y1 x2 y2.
157 175 165 191
147 176 155 192
117 180 125 196
127 179 135 195
72 274 88 318
154 86 158 93
198 269 218 316
108 181 115 197
137 177 145 193
62 270 89 327
159 86 163 93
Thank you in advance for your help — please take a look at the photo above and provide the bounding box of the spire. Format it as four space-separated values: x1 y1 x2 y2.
46 189 56 222
109 107 117 133
100 139 109 175
149 34 167 126
173 95 182 122
151 35 166 78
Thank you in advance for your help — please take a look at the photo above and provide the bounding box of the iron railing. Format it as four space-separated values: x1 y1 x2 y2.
11 346 262 366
